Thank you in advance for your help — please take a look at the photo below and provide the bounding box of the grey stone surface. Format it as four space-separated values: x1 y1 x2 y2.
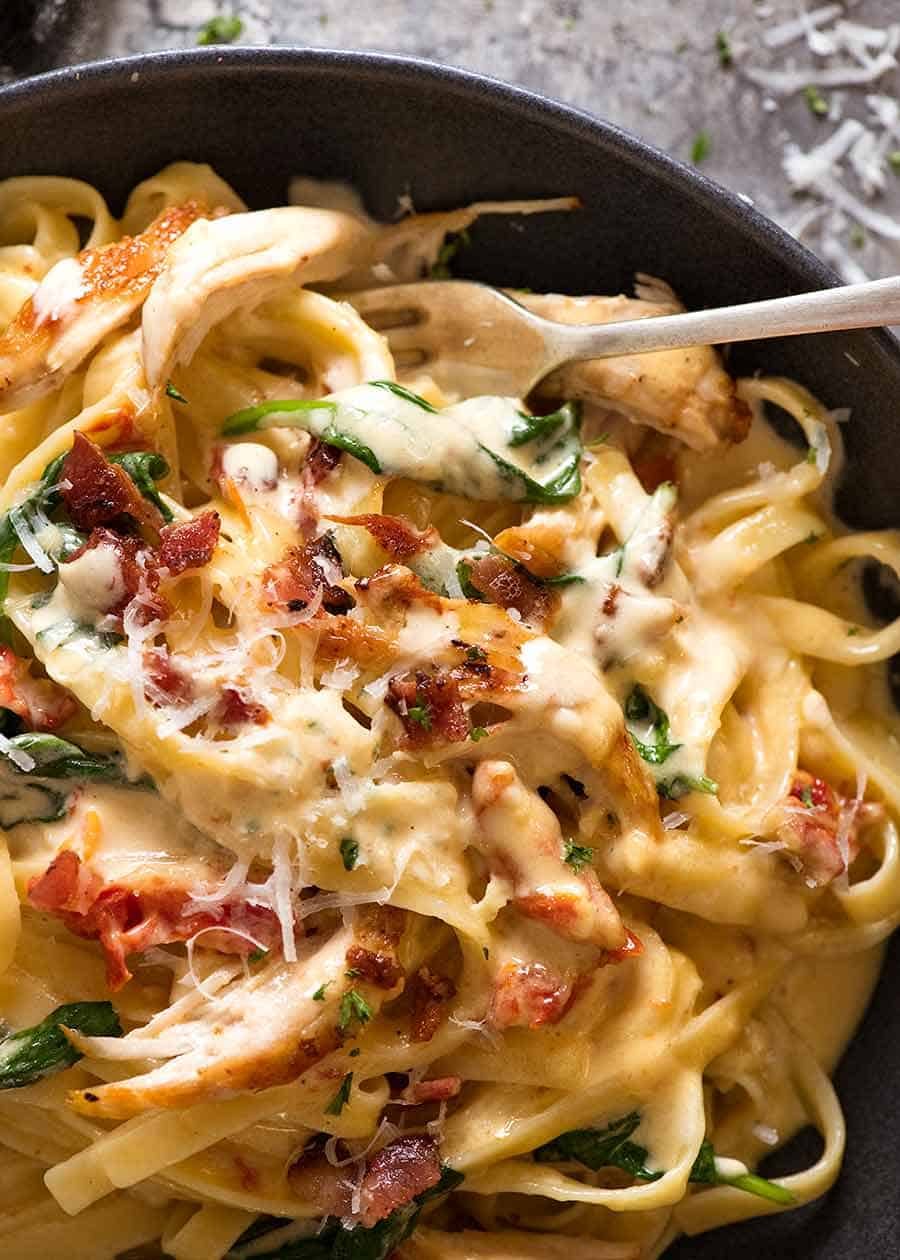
18 1 900 277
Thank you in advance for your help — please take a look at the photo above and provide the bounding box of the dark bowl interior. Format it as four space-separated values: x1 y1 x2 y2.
1 47 898 1259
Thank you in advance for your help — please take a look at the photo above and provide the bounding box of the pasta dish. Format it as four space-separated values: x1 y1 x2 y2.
0 162 897 1260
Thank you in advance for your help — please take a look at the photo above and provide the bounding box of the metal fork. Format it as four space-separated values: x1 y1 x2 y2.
348 276 900 397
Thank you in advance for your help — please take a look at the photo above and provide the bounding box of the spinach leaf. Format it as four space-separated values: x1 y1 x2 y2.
535 1122 793 1206
197 15 243 44
1 733 127 782
0 1001 122 1089
368 381 438 413
320 424 382 475
222 387 583 505
0 453 67 605
108 451 173 523
0 780 67 829
534 1113 662 1181
508 402 577 448
222 399 338 436
624 685 681 765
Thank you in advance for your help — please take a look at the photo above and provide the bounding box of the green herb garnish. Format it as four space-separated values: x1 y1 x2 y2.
165 382 188 404
688 1138 794 1205
325 1071 353 1116
340 836 359 871
197 15 244 44
406 699 433 731
312 983 330 1002
656 774 718 800
715 30 733 67
563 839 594 872
0 1001 121 1089
803 84 829 116
470 726 489 742
338 989 372 1032
691 130 711 164
248 947 268 964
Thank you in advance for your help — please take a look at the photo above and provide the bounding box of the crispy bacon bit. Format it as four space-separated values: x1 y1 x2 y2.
62 432 162 532
288 1144 352 1216
633 451 679 494
216 687 269 727
28 849 282 990
488 961 575 1030
405 1075 462 1104
466 553 558 628
387 669 469 746
602 583 621 617
328 513 437 562
772 769 882 887
410 966 457 1043
358 1135 442 1227
159 511 220 575
263 534 355 615
143 646 194 708
0 645 76 730
346 905 406 989
304 438 342 485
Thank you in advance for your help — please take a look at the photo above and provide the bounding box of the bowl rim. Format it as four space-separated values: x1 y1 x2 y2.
0 44 862 293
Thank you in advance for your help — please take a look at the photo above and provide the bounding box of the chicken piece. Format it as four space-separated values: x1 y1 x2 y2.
520 290 750 452
0 201 210 412
472 760 625 950
65 922 372 1118
141 207 372 387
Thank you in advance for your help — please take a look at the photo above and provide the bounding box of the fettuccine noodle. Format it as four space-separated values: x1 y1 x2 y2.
0 162 895 1260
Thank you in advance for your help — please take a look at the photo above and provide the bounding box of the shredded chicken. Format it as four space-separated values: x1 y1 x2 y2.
0 201 210 411
520 290 750 451
141 206 372 386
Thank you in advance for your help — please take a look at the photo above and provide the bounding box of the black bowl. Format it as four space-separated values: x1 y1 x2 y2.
1 47 897 1260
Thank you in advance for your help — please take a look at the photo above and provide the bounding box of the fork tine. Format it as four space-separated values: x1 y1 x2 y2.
346 286 425 331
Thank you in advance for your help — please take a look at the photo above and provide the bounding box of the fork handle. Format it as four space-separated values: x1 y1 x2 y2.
548 274 900 362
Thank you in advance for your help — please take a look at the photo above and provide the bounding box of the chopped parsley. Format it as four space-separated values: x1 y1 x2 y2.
624 685 680 764
657 774 718 800
312 982 330 1002
850 224 866 249
691 130 711 164
800 786 814 808
165 382 188 404
338 989 373 1032
847 626 861 636
248 947 268 964
470 726 489 742
340 836 359 871
325 1072 353 1116
563 839 594 872
806 445 819 464
406 698 433 731
197 16 244 44
715 30 733 68
466 644 487 662
803 84 829 117
889 150 900 172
